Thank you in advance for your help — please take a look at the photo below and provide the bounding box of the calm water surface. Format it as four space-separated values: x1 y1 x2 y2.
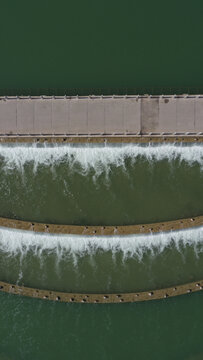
0 292 203 360
0 0 203 95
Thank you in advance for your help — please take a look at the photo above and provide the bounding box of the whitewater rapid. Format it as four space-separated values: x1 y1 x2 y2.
0 226 203 260
0 143 203 174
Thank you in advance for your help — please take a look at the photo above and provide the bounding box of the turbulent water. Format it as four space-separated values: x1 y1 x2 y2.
1 226 203 259
1 143 203 174
1 142 203 225
0 226 203 292
0 143 203 291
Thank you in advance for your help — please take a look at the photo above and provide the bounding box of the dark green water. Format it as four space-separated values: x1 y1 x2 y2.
1 229 203 293
0 292 203 360
2 156 203 225
0 0 203 95
1 143 203 225
1 0 203 358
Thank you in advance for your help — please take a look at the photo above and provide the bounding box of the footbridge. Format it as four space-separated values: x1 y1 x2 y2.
0 95 203 136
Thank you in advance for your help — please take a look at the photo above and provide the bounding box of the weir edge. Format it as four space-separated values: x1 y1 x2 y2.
0 215 203 235
0 279 202 303
0 136 203 143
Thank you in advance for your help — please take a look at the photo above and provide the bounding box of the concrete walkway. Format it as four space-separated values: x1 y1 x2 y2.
0 95 202 135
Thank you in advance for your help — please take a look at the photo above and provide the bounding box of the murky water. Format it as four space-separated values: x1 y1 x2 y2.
0 143 203 294
1 227 203 292
1 143 203 225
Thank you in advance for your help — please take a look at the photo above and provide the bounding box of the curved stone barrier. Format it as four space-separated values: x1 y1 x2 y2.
0 215 202 235
0 135 203 143
0 279 202 303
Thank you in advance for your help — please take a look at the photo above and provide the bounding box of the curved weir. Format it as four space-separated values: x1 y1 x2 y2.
0 214 202 235
0 279 202 303
1 226 203 293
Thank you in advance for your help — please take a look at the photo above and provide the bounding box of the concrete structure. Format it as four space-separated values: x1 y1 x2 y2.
0 95 202 303
0 214 202 235
0 279 202 303
0 95 203 136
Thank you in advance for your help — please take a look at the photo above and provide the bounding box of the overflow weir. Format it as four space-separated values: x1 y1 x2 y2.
1 94 203 303
0 215 203 235
0 279 202 304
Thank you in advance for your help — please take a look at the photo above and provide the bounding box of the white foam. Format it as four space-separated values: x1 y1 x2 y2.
0 226 203 261
0 143 203 174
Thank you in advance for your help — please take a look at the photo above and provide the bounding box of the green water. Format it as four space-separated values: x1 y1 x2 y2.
0 145 203 359
0 144 203 293
1 0 203 358
0 292 203 360
0 0 203 95
1 233 203 293
1 145 203 225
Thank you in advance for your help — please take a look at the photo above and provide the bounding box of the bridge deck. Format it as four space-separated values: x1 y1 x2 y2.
0 95 202 135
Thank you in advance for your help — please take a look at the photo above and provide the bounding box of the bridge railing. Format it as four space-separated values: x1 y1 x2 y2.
0 87 202 96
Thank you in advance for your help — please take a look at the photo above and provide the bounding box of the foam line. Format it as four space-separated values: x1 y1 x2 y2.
0 226 203 260
0 143 203 172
